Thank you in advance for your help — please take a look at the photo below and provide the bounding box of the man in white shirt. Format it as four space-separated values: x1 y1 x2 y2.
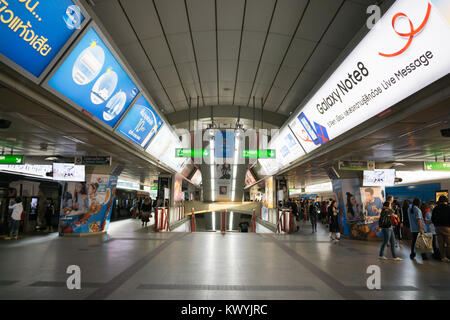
7 197 23 240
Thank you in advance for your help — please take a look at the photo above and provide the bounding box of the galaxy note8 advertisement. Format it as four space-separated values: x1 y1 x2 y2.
47 27 139 128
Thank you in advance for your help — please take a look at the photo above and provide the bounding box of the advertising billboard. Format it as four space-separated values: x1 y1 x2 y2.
116 95 163 148
288 0 450 155
52 163 85 182
145 125 186 173
0 0 88 81
59 174 118 235
47 26 139 128
363 169 396 187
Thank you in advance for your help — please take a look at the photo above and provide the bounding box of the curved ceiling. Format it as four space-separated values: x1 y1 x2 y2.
88 0 382 122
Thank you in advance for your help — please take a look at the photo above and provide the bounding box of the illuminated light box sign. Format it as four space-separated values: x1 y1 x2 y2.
0 155 23 164
424 161 450 171
146 125 186 173
47 26 139 128
272 127 305 168
175 148 209 158
363 169 396 187
288 0 450 154
116 96 163 148
0 0 86 79
53 163 85 182
0 164 52 178
243 149 276 159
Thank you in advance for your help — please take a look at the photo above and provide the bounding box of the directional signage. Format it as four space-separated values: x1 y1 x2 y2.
424 162 450 171
0 155 24 165
74 156 111 166
175 148 209 158
339 160 375 171
243 149 276 159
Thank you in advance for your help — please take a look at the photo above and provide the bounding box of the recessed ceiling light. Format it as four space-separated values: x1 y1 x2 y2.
45 156 59 161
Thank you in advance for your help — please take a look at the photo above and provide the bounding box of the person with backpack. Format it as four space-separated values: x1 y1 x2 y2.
377 201 403 261
309 200 318 233
7 197 23 240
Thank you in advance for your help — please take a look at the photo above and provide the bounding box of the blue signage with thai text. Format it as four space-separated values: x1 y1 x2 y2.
0 0 85 78
116 95 163 148
48 27 139 128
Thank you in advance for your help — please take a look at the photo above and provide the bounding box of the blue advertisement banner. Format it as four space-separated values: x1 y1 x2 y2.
0 0 85 78
116 95 163 148
48 27 139 128
59 174 118 234
214 131 235 159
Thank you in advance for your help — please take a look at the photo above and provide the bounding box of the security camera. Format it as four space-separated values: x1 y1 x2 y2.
0 119 11 129
441 128 450 137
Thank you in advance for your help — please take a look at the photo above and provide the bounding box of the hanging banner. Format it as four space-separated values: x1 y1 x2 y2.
59 174 118 235
288 0 450 153
0 0 88 80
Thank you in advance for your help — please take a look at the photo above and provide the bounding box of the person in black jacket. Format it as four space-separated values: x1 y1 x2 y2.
141 197 152 227
431 196 450 262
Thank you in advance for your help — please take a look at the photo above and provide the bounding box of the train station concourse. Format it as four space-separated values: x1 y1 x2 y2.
0 0 449 304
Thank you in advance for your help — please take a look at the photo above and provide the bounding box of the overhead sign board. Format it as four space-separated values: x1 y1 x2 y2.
74 156 111 166
424 161 450 171
0 155 24 165
363 169 396 187
286 0 450 160
175 148 209 158
52 163 85 181
339 160 375 171
116 95 163 148
0 0 88 81
243 149 276 159
0 164 52 178
47 26 139 128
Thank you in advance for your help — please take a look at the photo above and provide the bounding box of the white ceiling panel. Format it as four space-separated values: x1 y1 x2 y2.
217 0 245 30
154 0 189 35
295 0 343 42
260 33 291 65
121 0 162 39
245 0 277 32
218 31 241 60
167 33 195 64
118 42 152 73
240 31 267 62
142 37 173 68
192 31 217 61
270 0 308 36
155 64 183 88
302 42 342 76
187 0 216 32
320 0 368 49
219 60 238 83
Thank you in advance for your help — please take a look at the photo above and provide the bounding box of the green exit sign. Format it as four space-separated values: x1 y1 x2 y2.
0 155 24 165
175 148 209 158
424 162 450 171
242 149 276 159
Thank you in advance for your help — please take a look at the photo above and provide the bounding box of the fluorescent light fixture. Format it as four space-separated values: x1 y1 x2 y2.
229 211 233 230
395 171 450 185
211 211 216 231
305 182 333 193
210 139 215 202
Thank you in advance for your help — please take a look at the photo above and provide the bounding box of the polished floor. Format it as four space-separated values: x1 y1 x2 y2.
0 218 448 300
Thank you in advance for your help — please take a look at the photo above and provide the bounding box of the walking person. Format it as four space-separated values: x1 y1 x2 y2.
328 200 340 243
422 202 440 260
309 200 318 233
45 198 55 232
431 195 450 262
141 197 152 227
378 202 403 261
408 198 425 260
6 197 23 240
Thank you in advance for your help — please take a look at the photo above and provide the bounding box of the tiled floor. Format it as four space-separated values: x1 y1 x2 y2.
0 218 448 300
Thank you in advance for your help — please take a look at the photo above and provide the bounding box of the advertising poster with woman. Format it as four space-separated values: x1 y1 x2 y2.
59 174 118 235
341 179 366 239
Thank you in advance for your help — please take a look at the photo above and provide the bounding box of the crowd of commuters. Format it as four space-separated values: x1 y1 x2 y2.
278 194 449 263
